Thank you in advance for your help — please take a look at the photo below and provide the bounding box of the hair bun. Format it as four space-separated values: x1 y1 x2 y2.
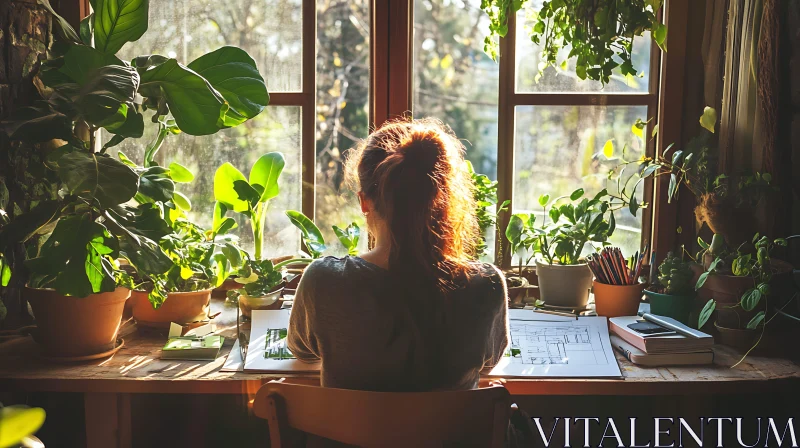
399 130 445 173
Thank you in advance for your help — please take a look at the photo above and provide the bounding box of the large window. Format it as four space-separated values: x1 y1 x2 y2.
106 0 370 258
100 0 659 264
413 0 659 262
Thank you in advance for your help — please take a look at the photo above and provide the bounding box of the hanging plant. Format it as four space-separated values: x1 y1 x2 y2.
481 0 667 85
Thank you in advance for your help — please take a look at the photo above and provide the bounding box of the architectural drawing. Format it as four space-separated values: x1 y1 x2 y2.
488 314 621 377
507 321 610 366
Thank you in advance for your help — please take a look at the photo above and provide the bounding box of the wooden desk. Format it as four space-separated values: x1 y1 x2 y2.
1 298 798 448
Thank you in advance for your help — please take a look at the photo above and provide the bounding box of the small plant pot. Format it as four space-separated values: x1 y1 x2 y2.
130 289 212 327
26 287 130 357
714 322 760 352
535 260 593 309
239 287 284 317
505 276 529 307
593 281 645 318
644 290 696 325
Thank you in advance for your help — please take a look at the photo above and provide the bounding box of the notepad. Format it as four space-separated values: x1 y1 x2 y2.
161 335 224 360
160 322 224 361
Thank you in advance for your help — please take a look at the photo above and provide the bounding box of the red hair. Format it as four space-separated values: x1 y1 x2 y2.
346 118 479 294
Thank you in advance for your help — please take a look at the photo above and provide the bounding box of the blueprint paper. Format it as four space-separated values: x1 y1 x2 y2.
488 316 622 378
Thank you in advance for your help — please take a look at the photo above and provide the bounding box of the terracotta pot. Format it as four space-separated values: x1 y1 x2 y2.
714 322 761 352
26 287 129 357
535 260 593 309
593 281 645 318
130 289 212 327
644 289 697 325
239 287 284 317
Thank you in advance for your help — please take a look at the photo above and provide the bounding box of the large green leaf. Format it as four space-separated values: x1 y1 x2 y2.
1 101 73 143
286 210 326 258
137 58 229 136
249 152 285 202
58 44 125 85
505 214 526 253
106 204 170 241
74 65 140 128
138 166 175 202
187 46 269 126
0 200 61 249
93 0 150 55
213 163 249 212
38 0 81 44
58 151 139 207
25 215 118 297
333 223 360 256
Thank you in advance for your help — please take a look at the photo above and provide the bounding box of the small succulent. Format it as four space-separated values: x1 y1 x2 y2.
656 252 694 296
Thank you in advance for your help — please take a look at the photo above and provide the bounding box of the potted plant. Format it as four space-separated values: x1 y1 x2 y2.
480 0 666 85
523 189 622 309
467 161 509 262
0 0 268 356
128 219 245 326
627 108 775 247
696 234 796 358
504 213 537 307
643 252 696 325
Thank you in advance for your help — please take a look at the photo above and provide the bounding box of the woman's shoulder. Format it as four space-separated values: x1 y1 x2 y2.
464 262 506 298
302 256 385 281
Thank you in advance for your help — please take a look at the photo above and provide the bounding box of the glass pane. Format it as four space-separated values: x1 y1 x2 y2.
107 107 303 257
515 4 652 93
116 0 303 92
413 0 500 260
513 106 648 257
315 0 371 256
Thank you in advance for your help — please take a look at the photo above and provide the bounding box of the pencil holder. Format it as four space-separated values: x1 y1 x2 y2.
593 281 646 318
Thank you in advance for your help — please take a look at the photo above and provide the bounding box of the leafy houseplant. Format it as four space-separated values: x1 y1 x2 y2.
467 161 509 260
695 234 796 362
214 153 285 262
625 107 775 247
480 0 666 85
643 252 696 325
506 188 629 308
0 0 268 356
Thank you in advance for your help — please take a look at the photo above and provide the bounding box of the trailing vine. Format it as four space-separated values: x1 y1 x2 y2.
481 0 667 85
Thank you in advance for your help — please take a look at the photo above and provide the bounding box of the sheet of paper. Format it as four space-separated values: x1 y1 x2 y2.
243 310 320 373
488 316 622 378
221 339 243 372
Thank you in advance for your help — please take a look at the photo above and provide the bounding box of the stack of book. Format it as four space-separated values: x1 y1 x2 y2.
609 315 715 366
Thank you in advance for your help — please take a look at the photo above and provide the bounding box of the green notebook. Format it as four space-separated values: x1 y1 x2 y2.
161 335 225 361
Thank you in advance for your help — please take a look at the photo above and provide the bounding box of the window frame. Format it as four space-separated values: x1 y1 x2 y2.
494 9 663 268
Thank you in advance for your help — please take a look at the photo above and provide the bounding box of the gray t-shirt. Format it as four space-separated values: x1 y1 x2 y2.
287 256 509 391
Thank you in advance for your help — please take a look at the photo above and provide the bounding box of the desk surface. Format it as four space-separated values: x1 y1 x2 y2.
1 298 798 396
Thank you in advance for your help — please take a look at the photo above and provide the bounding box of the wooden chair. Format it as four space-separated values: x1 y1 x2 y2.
253 381 511 448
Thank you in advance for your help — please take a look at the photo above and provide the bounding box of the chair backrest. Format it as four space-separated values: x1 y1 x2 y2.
253 381 511 448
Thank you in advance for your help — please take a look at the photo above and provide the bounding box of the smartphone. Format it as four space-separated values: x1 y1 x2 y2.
628 321 677 336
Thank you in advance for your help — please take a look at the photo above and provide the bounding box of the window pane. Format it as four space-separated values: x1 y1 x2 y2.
513 106 648 256
515 4 652 93
413 0 500 260
108 107 303 257
116 0 303 92
315 0 371 255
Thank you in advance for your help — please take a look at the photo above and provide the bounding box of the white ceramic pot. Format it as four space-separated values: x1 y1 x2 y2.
535 260 593 309
239 287 284 317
